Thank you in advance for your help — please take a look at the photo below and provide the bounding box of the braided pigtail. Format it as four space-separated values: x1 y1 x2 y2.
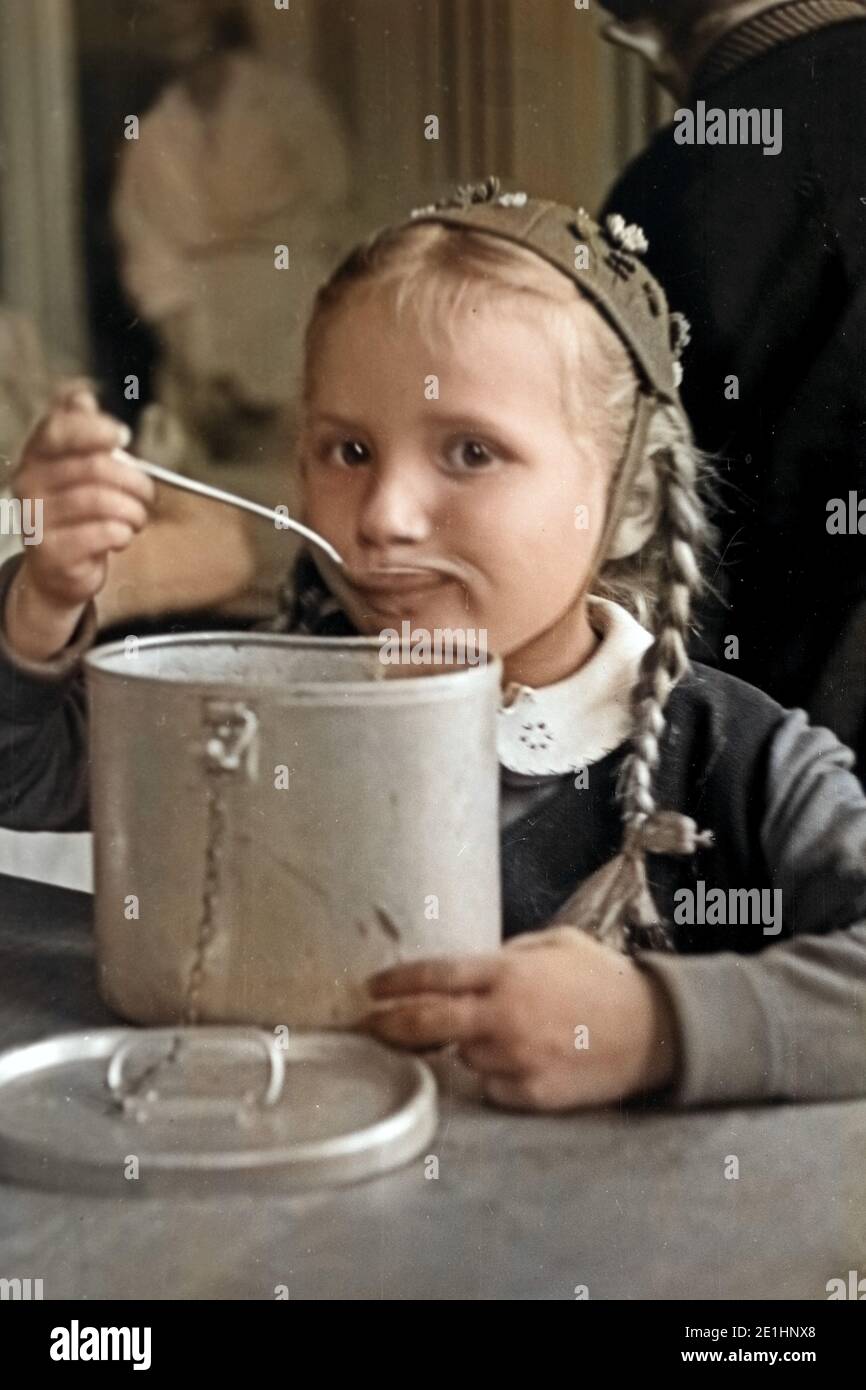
547 402 715 955
613 404 715 951
619 404 706 828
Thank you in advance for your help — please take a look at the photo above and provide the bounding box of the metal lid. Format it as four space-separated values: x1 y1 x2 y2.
0 1027 437 1195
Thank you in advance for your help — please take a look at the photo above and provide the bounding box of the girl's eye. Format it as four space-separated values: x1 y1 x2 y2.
445 438 496 472
320 439 370 468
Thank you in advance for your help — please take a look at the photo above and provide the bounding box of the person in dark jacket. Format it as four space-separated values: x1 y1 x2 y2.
599 0 866 777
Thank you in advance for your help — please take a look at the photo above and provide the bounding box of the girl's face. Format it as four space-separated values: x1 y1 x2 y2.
299 286 612 686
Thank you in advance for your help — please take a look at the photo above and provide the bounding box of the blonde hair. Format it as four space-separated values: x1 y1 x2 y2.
300 221 717 946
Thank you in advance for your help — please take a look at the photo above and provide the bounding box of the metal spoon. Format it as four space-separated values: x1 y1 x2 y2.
112 447 344 567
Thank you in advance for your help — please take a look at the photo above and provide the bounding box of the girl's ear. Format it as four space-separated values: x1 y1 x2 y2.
605 448 661 560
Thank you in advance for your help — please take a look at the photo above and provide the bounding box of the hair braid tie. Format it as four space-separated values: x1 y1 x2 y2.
546 809 713 954
606 419 714 953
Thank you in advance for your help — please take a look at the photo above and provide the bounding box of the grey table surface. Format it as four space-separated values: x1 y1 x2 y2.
0 871 864 1301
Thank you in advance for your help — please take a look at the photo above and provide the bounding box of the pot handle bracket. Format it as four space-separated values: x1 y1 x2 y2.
202 699 259 779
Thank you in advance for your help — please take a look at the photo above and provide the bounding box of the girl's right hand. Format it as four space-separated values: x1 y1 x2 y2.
4 384 157 660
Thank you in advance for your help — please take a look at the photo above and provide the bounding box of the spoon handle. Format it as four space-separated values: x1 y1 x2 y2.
112 448 344 567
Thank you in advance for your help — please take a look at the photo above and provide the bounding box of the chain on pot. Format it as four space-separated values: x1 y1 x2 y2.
184 701 258 1024
183 772 229 1024
106 700 258 1110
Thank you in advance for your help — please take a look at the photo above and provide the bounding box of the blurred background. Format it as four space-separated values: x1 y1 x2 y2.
0 0 671 632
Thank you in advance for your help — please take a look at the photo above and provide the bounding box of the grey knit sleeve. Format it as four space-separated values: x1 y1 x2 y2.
636 709 866 1106
0 555 96 832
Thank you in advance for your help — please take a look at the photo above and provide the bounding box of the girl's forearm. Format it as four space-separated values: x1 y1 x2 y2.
3 563 87 662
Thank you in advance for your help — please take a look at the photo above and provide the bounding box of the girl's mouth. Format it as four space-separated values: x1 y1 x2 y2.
343 568 454 619
350 569 448 596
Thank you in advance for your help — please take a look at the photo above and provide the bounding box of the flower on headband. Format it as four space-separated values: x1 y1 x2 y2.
451 176 501 207
669 311 692 357
604 213 649 256
410 176 515 220
669 313 692 389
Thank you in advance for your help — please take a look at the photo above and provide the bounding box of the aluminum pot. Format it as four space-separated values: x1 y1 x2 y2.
85 633 502 1029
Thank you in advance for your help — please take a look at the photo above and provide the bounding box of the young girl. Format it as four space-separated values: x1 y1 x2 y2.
1 178 865 1113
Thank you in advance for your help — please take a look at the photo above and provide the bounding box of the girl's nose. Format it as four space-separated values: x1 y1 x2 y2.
356 467 434 548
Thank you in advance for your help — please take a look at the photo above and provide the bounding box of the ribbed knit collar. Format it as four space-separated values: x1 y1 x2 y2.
692 0 866 94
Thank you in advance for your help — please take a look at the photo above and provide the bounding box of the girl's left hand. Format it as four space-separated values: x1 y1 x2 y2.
361 926 680 1111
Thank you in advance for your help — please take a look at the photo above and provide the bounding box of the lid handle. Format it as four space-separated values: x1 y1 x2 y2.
105 1027 286 1125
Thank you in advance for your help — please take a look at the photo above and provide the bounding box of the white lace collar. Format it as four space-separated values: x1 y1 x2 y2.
496 596 654 777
